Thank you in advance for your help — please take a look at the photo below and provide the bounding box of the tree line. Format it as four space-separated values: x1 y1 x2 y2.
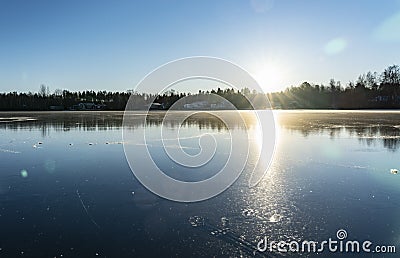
269 64 400 109
0 64 399 111
0 86 261 111
0 87 131 111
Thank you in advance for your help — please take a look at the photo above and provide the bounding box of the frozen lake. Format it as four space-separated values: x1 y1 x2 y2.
0 110 399 257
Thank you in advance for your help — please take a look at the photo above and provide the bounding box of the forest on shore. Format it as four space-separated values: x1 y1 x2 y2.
0 64 399 111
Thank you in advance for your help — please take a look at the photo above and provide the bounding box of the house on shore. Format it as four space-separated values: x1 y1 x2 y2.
146 103 165 110
70 103 106 110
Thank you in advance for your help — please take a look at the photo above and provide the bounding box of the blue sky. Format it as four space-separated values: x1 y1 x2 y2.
1 0 400 93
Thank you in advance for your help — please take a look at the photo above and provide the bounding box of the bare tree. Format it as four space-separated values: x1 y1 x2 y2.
329 79 336 92
366 71 378 90
39 84 47 97
355 74 366 89
381 65 400 85
347 81 355 90
54 89 63 97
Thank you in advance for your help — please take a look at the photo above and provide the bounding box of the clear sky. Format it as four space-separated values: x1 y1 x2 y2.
1 0 400 93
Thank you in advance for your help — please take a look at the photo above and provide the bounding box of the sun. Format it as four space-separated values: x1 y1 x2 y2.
249 62 284 93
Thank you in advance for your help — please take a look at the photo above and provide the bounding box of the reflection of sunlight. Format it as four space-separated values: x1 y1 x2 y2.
235 112 306 244
273 111 282 144
248 111 281 180
249 111 282 151
250 120 263 153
